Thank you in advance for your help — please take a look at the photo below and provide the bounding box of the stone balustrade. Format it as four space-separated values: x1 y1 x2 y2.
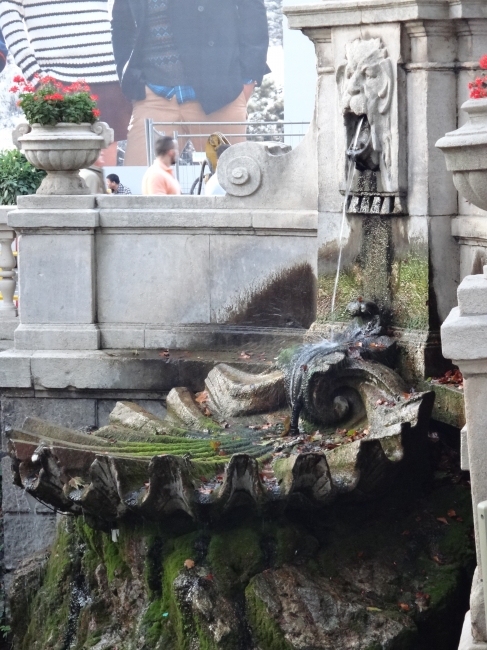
0 206 18 346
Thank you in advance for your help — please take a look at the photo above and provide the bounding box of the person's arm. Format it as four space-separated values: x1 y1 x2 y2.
0 0 42 80
236 0 270 85
111 0 136 81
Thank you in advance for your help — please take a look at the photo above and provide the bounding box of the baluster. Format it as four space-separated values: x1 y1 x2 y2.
0 228 17 319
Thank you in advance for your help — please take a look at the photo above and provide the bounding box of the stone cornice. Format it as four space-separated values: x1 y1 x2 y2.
284 0 485 30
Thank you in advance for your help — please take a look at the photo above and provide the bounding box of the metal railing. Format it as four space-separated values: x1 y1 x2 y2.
144 119 309 194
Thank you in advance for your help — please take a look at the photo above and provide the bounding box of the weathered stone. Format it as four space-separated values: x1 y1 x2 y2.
166 387 204 428
109 401 167 435
205 363 286 417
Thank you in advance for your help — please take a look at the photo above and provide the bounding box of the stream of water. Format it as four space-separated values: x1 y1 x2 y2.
330 117 364 333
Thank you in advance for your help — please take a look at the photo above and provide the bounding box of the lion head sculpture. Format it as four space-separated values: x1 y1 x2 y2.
337 38 394 191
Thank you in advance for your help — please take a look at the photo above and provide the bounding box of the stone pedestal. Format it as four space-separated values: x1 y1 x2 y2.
442 269 487 646
285 0 487 385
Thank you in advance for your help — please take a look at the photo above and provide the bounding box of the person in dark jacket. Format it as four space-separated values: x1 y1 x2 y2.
111 0 270 165
0 28 7 73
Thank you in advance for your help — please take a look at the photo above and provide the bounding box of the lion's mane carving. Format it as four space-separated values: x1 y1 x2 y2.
337 38 394 191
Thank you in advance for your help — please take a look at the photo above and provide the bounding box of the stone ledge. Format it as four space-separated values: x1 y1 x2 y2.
8 209 99 230
16 195 96 209
14 324 100 351
460 612 487 650
458 275 487 316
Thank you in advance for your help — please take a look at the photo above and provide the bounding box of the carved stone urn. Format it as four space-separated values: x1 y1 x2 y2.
12 122 113 195
436 98 487 212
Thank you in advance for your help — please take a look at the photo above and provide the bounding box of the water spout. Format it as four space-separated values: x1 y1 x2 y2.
330 116 364 322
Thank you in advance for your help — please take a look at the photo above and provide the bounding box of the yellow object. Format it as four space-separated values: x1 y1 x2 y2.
205 132 230 173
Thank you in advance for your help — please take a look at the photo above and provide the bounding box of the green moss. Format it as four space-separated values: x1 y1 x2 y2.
390 255 429 330
316 265 363 323
20 520 75 650
245 579 292 650
207 525 264 595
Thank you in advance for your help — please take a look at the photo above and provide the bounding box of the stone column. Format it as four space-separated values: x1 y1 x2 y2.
0 206 19 345
443 271 487 648
8 195 99 350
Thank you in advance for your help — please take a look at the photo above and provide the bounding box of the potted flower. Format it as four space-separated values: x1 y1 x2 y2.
10 76 113 195
436 56 487 212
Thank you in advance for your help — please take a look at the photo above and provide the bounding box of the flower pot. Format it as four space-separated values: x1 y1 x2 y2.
436 98 487 212
12 122 113 195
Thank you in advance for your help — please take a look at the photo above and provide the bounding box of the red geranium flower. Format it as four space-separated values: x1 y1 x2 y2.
13 75 25 84
92 108 101 117
480 55 487 70
9 85 19 93
90 94 98 101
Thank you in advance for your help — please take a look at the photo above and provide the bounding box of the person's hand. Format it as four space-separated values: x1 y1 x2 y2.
243 82 256 102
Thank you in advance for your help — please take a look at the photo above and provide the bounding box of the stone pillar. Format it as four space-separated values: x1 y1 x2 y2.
443 271 487 648
0 206 18 345
8 195 99 350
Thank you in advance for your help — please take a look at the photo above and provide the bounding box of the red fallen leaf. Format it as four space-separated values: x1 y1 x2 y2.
326 444 339 450
336 428 347 435
159 349 170 358
358 551 364 558
402 392 411 400
437 517 449 525
457 516 464 522
210 440 221 451
239 351 251 359
447 509 457 518
401 530 410 536
398 603 410 611
184 559 195 569
416 592 430 601
203 406 212 417
206 574 214 581
219 450 227 456
200 476 208 482
216 475 223 481
301 364 308 371
195 391 208 404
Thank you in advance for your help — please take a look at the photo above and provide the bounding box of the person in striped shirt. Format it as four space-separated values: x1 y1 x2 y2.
0 0 131 164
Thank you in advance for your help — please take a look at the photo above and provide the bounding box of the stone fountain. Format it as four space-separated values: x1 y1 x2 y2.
1 0 484 647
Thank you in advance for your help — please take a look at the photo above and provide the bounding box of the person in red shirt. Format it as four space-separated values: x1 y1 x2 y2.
142 136 182 195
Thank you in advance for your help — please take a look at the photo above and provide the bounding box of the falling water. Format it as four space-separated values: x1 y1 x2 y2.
330 117 364 329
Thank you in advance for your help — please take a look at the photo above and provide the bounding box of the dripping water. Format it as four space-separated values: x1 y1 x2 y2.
330 116 364 334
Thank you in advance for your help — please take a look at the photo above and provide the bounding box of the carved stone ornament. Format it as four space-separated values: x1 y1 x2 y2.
218 155 262 196
336 38 394 192
12 121 114 195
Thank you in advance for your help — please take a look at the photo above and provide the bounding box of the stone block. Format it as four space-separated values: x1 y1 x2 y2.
250 210 317 231
3 511 57 572
9 209 99 230
1 396 96 431
31 350 180 391
16 194 96 209
18 233 96 324
100 325 145 349
209 234 317 327
99 208 252 229
458 274 487 316
0 318 18 340
15 324 100 350
0 349 32 387
96 233 211 324
441 308 487 360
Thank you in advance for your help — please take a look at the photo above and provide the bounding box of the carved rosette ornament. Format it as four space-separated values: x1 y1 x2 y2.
219 155 262 196
12 121 113 195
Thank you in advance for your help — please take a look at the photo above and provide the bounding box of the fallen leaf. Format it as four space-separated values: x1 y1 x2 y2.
367 607 382 612
447 509 457 518
457 516 464 522
282 415 291 436
398 603 410 611
358 551 364 558
437 517 449 525
210 440 221 452
239 351 251 359
206 574 214 581
184 559 195 569
203 406 212 417
219 450 227 456
432 555 443 564
159 349 170 358
401 530 410 536
195 391 208 404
